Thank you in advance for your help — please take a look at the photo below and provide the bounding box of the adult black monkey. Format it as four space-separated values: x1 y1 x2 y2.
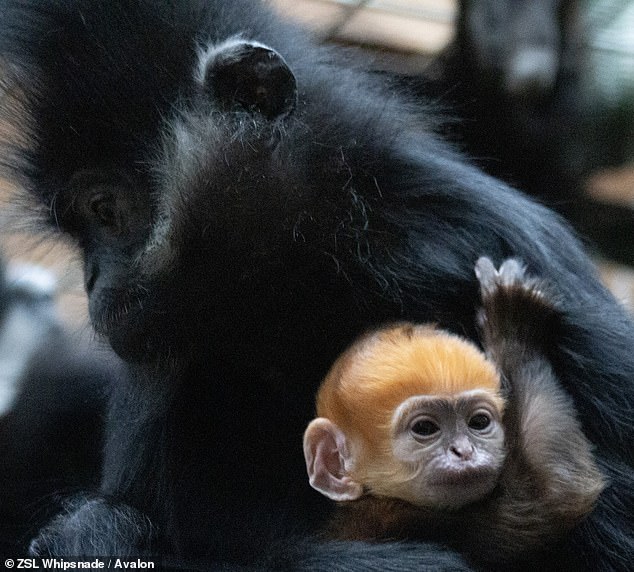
0 0 632 570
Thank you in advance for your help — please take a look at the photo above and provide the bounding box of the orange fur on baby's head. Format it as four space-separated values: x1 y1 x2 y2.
316 323 503 449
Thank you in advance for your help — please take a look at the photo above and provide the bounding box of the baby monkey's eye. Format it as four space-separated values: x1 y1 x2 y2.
468 413 491 431
410 419 440 437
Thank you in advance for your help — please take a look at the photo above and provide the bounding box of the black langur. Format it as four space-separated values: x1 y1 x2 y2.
304 258 604 565
0 1 632 570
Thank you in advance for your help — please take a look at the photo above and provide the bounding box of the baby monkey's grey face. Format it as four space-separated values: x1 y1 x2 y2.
388 390 506 509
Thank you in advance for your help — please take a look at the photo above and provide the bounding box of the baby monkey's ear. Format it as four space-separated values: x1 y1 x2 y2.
303 418 363 502
198 38 297 119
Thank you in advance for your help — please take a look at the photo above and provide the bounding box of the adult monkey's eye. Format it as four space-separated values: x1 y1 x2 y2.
89 192 119 229
69 170 126 234
411 419 440 437
468 413 491 431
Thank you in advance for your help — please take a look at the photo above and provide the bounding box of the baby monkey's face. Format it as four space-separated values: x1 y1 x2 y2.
369 389 506 509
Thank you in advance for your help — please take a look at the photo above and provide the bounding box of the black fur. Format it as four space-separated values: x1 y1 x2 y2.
0 1 632 569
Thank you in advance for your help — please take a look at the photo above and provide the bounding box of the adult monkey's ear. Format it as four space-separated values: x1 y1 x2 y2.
198 38 297 119
303 418 363 502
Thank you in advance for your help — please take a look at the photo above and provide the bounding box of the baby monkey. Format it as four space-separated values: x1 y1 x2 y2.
304 257 605 565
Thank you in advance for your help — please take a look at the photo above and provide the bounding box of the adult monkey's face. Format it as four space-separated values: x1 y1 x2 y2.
8 24 302 361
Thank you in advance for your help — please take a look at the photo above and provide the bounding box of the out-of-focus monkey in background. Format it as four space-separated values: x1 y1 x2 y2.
304 257 605 566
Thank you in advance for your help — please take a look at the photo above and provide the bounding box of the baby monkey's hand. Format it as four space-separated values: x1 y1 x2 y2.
475 257 560 357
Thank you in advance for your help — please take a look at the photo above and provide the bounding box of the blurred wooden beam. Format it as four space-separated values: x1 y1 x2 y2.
586 163 634 208
271 0 455 54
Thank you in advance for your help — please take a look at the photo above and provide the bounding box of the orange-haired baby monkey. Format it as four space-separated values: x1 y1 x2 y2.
303 257 605 566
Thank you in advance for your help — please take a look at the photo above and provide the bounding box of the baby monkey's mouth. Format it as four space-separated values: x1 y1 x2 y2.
431 466 499 487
